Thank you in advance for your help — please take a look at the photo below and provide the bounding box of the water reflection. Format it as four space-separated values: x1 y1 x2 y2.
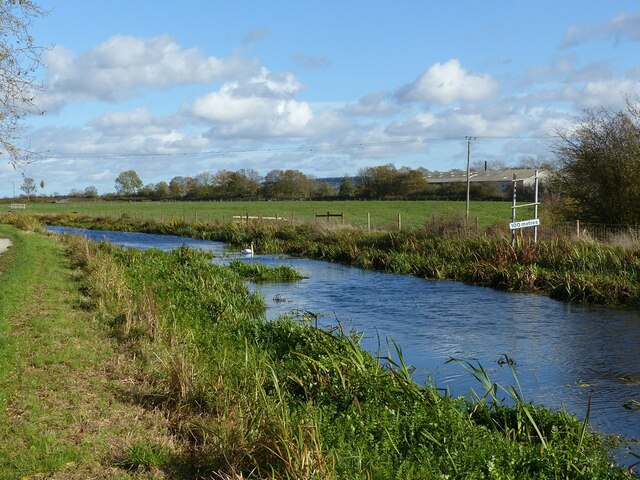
47 226 640 451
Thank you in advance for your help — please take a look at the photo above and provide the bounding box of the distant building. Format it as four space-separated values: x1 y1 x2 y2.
426 169 548 193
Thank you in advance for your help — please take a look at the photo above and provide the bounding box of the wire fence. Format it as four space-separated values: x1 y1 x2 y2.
538 221 640 243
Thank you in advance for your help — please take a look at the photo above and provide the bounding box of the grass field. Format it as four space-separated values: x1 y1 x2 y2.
4 199 526 231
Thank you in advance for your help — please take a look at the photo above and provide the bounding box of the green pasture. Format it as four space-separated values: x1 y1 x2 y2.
6 200 522 230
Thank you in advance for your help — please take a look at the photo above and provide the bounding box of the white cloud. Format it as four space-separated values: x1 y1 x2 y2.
560 78 640 109
89 108 180 136
39 35 260 112
344 92 400 117
185 68 342 139
398 59 498 104
562 11 640 47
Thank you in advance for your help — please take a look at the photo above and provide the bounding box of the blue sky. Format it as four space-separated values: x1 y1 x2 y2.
2 0 640 196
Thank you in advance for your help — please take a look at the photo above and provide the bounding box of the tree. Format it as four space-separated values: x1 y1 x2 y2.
20 176 36 198
313 181 336 198
0 1 46 166
114 170 143 195
262 169 313 199
553 99 640 224
153 181 170 199
338 176 356 198
169 176 194 198
84 185 98 197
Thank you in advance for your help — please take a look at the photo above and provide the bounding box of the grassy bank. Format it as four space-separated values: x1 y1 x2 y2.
0 225 176 478
66 233 626 478
10 212 640 307
0 220 631 477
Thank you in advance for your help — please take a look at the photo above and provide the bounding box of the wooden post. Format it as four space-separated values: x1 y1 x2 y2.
341 211 344 225
291 212 295 224
432 214 435 228
315 211 318 223
576 220 580 239
475 216 479 233
367 212 371 231
246 212 249 222
326 211 330 222
397 213 402 231
275 213 278 221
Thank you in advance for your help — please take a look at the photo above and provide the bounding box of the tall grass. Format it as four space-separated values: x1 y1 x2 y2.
4 213 639 305
60 233 627 478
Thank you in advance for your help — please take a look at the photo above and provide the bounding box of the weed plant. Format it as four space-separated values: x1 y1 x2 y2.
227 258 306 282
60 232 628 478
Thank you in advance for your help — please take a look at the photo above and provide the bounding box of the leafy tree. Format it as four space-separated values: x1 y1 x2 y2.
20 176 36 198
153 181 170 199
338 176 356 198
215 169 261 198
114 170 143 195
168 176 194 198
84 185 98 197
0 1 45 166
358 164 399 198
553 99 640 224
262 169 313 199
313 181 336 198
395 167 428 197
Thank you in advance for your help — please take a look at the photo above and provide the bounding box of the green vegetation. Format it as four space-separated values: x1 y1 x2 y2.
67 234 625 478
228 258 307 282
5 198 515 230
9 212 638 306
0 217 632 477
0 224 175 478
554 99 640 224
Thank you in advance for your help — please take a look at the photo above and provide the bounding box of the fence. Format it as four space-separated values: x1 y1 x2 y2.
538 221 640 243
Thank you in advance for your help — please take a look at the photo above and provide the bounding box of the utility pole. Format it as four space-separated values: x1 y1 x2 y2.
465 136 476 220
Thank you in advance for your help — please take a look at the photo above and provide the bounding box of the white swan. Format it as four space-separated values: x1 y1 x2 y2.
241 242 254 256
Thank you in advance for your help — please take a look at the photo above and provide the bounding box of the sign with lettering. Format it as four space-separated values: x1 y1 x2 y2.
509 219 540 230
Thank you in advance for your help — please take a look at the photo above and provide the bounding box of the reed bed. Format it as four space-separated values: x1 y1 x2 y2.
3 212 639 306
54 230 627 478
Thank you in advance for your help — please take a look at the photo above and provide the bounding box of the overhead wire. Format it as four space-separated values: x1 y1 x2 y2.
37 134 558 161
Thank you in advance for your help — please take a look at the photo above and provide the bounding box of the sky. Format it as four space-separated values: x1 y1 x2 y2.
2 0 640 197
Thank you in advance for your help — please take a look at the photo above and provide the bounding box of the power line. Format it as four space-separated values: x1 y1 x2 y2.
38 134 558 161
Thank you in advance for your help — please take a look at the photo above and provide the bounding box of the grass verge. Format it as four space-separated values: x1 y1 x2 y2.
0 224 178 479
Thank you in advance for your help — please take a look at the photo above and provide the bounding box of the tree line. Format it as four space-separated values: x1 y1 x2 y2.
105 165 512 202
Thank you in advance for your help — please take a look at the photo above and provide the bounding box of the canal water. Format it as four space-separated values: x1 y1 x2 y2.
48 226 640 458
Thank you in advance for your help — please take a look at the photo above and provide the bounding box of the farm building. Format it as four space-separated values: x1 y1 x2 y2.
426 169 548 193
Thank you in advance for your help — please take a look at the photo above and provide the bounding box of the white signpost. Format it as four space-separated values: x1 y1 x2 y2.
510 170 541 245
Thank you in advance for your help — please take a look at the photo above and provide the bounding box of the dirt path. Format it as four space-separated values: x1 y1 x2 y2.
0 238 10 254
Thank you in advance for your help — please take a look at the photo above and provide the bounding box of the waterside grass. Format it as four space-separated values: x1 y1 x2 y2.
12 212 640 307
0 225 177 479
60 232 627 478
